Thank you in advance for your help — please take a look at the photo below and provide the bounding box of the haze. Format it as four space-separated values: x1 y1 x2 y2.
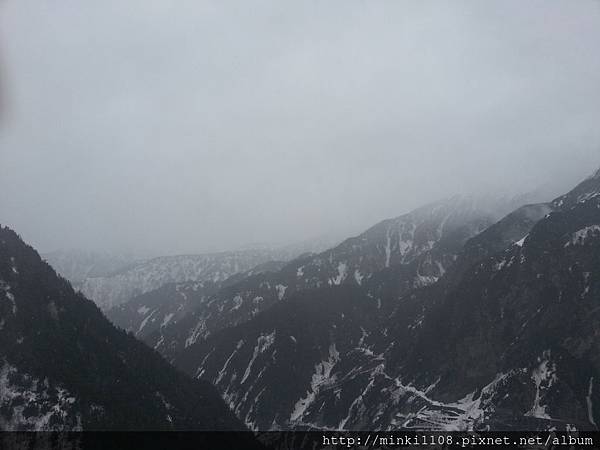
1 0 599 255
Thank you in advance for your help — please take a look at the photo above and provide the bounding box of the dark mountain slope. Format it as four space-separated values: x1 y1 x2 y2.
331 169 600 431
174 285 381 431
166 198 528 430
0 225 250 432
149 196 513 361
398 195 600 428
446 202 554 284
170 168 600 431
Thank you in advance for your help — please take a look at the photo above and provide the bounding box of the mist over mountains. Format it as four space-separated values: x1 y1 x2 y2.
2 1 600 256
2 166 600 435
1 1 600 445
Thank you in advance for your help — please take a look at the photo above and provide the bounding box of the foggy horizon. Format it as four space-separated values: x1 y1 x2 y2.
1 0 600 255
3 2 600 439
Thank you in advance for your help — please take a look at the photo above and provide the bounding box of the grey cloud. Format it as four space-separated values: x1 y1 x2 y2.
0 0 599 254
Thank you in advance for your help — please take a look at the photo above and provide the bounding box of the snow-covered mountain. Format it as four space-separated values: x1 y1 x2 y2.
78 250 289 310
0 225 256 435
146 195 522 362
106 260 286 341
169 168 600 431
55 233 340 312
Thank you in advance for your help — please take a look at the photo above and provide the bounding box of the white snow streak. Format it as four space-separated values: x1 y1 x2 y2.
241 331 276 384
588 377 597 429
290 344 339 423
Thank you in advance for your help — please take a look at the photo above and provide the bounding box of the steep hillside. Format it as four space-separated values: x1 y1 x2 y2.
148 196 511 361
0 225 252 433
171 169 600 431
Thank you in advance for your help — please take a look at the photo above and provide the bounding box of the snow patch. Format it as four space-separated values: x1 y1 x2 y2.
275 284 287 300
566 225 600 247
385 227 392 268
0 280 17 315
525 352 557 419
330 262 348 286
10 257 18 274
161 313 175 328
185 319 207 348
587 377 597 429
514 235 528 247
397 371 516 431
354 270 364 285
230 295 243 311
0 361 81 431
290 344 340 423
215 340 244 385
241 331 276 384
137 309 156 334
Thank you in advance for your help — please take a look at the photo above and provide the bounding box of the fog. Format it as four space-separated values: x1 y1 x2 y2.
1 0 599 255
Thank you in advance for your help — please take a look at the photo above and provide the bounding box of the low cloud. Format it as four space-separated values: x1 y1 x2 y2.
1 0 599 254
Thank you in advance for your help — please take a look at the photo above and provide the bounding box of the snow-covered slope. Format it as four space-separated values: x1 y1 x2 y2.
106 260 286 341
79 250 287 310
149 195 519 361
172 168 600 431
72 233 340 312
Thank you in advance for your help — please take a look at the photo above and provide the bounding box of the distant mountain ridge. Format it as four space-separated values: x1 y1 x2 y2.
42 249 141 284
48 235 340 312
107 260 287 342
78 250 293 310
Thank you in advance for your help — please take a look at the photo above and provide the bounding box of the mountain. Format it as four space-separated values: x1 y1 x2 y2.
383 177 600 431
445 202 555 286
106 260 287 342
42 249 140 285
146 195 516 362
78 250 290 310
0 225 253 433
72 233 342 312
170 169 600 431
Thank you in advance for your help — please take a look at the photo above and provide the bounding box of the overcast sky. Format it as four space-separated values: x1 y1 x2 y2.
1 0 599 255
